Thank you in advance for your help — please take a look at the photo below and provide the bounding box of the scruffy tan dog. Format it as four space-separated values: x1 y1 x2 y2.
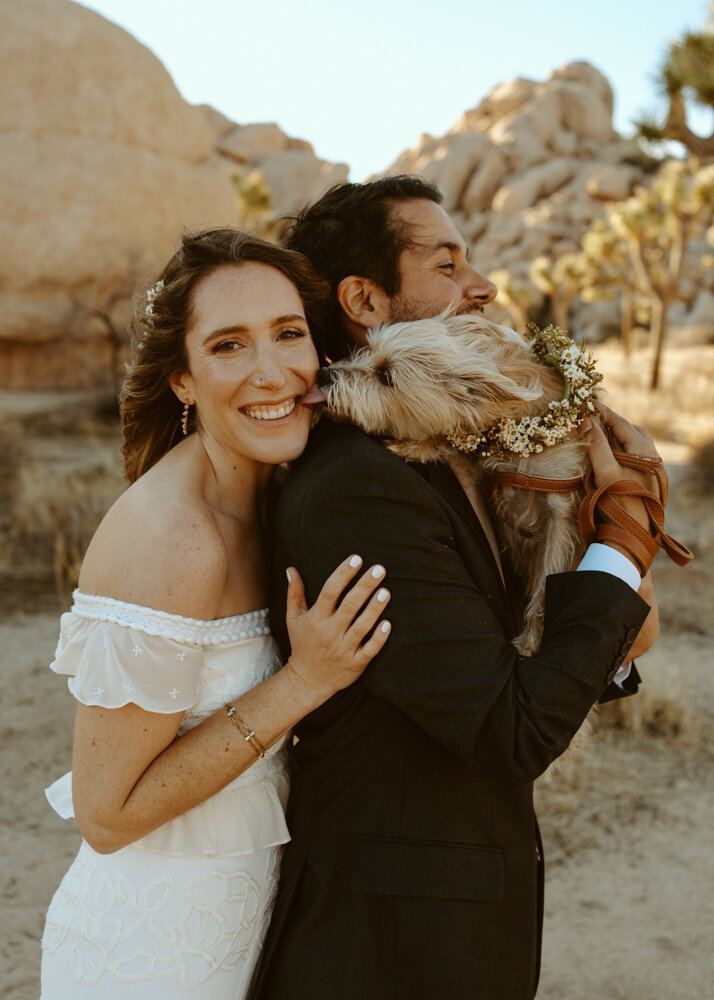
317 313 593 657
316 313 604 771
317 312 693 770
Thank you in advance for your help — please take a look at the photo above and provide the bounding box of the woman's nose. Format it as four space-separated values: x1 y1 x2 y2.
249 348 288 389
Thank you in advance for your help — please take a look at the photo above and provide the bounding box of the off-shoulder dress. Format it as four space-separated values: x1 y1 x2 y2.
40 591 290 999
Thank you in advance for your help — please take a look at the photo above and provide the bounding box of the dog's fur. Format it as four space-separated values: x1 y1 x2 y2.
319 314 597 767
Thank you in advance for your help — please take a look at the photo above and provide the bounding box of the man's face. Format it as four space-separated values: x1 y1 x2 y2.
387 200 497 323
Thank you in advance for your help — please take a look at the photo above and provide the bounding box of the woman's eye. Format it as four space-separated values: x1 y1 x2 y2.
279 327 308 340
213 339 242 354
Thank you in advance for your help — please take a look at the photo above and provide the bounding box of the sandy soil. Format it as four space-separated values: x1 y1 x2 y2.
2 343 713 999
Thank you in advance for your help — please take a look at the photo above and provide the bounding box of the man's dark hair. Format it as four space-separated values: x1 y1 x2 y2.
282 175 442 358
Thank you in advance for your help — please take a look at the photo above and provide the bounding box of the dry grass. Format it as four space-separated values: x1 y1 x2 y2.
592 338 714 445
688 435 714 493
600 661 702 742
11 451 124 599
0 393 125 607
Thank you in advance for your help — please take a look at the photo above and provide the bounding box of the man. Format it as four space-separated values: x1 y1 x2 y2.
249 176 657 999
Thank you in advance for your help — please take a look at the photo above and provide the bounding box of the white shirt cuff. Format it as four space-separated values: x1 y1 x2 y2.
576 543 641 592
613 661 633 687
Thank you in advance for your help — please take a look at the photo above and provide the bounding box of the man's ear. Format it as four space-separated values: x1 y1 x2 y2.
336 275 392 333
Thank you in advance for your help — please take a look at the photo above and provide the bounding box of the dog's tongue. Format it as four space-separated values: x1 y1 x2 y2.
302 383 326 407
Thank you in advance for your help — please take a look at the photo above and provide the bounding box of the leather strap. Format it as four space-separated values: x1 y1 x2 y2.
578 470 693 576
483 470 585 494
610 449 669 507
482 451 692 574
481 470 585 538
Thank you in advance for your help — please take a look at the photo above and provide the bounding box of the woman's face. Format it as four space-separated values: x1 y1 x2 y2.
173 262 319 471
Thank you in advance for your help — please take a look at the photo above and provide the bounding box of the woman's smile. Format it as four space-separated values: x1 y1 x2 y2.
240 395 300 423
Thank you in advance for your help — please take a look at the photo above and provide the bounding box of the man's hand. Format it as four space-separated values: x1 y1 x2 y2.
627 570 660 660
580 405 663 570
582 404 661 502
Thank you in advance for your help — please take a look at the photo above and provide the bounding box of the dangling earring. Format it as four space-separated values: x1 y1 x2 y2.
181 401 191 436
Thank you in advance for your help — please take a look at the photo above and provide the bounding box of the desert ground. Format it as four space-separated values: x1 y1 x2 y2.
1 337 713 999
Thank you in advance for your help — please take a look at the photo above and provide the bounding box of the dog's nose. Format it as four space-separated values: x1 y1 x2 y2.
316 366 338 387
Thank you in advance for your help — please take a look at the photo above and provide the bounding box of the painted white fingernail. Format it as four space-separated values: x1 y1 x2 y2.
285 568 292 584
377 589 389 602
349 555 362 568
371 565 385 578
380 621 391 633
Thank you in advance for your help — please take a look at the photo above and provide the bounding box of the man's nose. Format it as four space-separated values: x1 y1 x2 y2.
463 266 498 307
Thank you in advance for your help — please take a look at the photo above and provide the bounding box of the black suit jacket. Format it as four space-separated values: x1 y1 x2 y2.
250 419 648 1000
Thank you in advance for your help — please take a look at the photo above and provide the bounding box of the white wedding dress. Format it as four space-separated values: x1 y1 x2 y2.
41 591 291 999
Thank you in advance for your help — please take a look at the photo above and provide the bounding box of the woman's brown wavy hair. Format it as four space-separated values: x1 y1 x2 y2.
120 228 330 483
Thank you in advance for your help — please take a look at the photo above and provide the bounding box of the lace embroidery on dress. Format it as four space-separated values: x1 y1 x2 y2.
42 841 282 986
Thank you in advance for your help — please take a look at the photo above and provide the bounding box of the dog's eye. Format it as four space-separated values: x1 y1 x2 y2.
375 366 393 386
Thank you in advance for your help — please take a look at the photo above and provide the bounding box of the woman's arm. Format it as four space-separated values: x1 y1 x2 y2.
71 555 391 854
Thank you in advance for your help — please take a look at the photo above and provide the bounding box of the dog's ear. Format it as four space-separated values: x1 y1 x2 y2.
463 369 542 405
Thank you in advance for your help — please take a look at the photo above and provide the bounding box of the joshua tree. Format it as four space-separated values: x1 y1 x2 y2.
528 253 586 332
231 168 274 234
575 223 640 355
577 159 714 389
636 29 714 159
487 269 534 332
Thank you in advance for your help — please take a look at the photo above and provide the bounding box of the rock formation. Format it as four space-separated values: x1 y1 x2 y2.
0 0 347 389
1 2 710 391
376 60 714 340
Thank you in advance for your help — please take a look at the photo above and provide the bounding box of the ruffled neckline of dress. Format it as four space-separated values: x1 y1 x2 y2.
70 589 270 646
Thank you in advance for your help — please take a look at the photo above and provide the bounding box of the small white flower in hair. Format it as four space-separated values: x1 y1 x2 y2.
144 279 165 325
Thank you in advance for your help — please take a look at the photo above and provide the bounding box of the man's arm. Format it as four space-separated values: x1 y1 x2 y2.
285 448 649 780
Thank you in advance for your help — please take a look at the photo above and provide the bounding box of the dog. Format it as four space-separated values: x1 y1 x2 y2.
317 313 595 656
316 313 694 768
315 313 605 771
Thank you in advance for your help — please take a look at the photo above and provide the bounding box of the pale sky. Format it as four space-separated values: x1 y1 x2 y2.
79 0 711 180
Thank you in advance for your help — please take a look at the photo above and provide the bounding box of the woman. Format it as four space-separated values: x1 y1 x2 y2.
40 229 392 998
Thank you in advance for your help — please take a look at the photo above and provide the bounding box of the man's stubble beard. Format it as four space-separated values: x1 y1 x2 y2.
387 295 484 324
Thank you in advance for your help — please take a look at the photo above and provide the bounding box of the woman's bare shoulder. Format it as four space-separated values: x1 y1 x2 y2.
79 467 228 619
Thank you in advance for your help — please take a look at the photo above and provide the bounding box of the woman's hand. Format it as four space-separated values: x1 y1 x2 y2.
284 554 391 702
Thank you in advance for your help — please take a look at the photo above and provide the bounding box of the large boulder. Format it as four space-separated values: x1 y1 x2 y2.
461 147 508 214
549 61 615 115
549 79 614 144
0 0 347 389
586 164 639 202
0 0 235 388
414 135 495 211
492 159 578 216
258 151 348 212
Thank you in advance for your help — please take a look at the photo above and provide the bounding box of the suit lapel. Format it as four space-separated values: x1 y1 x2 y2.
421 462 521 637
422 462 498 568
